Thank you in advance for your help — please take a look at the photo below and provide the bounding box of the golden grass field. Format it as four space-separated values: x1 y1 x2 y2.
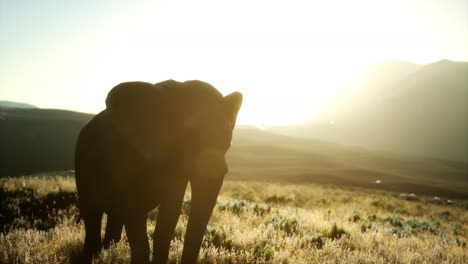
1 174 467 263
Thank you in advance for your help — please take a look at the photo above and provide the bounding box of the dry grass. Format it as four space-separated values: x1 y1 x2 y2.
1 175 467 263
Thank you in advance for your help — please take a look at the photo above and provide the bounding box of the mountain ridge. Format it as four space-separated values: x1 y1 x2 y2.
0 100 38 109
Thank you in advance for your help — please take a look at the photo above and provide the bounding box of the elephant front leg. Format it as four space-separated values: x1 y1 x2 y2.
152 179 188 264
181 178 223 264
124 211 150 264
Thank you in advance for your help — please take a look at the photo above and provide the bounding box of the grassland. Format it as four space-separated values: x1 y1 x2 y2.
1 174 466 263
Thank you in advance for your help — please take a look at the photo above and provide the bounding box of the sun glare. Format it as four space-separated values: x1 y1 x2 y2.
90 0 431 126
2 0 466 126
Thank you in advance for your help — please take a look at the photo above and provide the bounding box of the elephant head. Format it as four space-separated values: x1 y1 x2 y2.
103 80 242 263
174 82 243 262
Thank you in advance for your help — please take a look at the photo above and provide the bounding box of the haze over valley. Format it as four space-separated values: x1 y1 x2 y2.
271 60 468 162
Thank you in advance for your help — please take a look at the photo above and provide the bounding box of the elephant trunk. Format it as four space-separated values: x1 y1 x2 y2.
181 177 223 263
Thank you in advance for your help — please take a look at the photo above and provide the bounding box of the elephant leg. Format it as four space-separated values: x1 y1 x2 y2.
124 211 149 264
103 213 123 248
181 178 223 264
153 179 188 264
81 209 103 263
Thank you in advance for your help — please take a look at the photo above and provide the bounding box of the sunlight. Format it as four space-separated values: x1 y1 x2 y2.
93 2 370 126
88 0 413 126
3 0 462 126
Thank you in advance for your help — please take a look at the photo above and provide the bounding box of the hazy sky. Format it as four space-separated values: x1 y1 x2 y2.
1 0 467 125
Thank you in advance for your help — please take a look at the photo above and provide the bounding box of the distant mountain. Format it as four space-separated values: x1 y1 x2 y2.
272 60 468 162
0 101 37 109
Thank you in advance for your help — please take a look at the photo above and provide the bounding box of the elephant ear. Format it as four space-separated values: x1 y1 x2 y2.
223 92 243 127
105 81 177 162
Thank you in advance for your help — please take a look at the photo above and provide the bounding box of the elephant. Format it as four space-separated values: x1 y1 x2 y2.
74 79 243 263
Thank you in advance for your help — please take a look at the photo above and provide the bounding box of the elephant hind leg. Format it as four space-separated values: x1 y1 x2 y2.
81 209 103 263
124 212 150 264
103 213 123 249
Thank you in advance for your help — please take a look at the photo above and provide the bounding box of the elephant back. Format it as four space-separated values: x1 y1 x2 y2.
103 79 226 163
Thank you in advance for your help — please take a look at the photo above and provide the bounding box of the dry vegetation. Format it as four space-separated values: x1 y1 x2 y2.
1 174 467 263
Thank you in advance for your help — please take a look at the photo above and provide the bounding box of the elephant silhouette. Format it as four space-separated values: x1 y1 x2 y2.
74 80 242 263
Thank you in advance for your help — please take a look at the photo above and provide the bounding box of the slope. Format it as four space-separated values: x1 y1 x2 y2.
274 60 468 162
0 108 93 176
227 126 468 198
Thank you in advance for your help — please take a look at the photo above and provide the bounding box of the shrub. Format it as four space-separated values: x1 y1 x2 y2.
360 221 372 233
204 226 233 250
251 241 275 261
327 223 349 240
303 234 326 249
384 215 437 236
406 218 436 233
0 187 78 232
265 216 300 235
384 215 405 227
253 203 271 216
367 214 378 222
217 200 248 215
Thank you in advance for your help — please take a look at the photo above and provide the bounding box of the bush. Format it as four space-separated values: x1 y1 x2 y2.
265 216 300 235
360 221 372 233
0 187 78 232
204 226 233 250
367 214 378 222
406 218 435 233
253 203 271 216
251 241 275 261
217 200 248 215
303 234 326 249
384 215 405 227
384 215 437 237
327 223 349 240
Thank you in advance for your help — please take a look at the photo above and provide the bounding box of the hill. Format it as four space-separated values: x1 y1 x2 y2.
273 60 468 162
1 108 466 198
228 127 468 198
0 108 93 176
0 100 37 109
